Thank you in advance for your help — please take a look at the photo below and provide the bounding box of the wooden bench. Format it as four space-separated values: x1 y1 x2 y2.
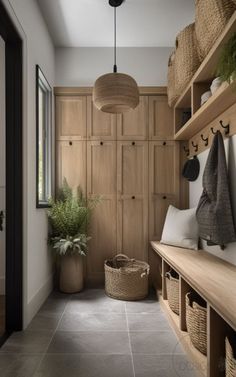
151 241 236 377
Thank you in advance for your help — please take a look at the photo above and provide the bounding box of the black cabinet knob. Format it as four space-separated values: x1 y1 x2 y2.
100 141 103 145
132 196 135 199
163 196 167 199
163 141 166 146
69 141 73 146
132 141 135 146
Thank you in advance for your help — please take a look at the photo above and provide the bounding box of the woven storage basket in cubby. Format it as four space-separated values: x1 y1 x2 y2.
186 291 207 355
226 336 236 377
175 23 201 95
195 0 236 61
105 254 150 301
165 270 179 315
167 52 179 108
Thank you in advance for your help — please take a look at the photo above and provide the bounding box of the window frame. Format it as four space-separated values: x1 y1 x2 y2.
36 65 52 208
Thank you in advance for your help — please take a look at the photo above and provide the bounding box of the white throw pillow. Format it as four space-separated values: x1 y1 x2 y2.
160 205 199 250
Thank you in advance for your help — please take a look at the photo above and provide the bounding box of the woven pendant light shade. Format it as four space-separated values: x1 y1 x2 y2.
93 72 139 113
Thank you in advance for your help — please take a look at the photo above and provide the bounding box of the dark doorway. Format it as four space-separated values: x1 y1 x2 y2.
0 0 23 343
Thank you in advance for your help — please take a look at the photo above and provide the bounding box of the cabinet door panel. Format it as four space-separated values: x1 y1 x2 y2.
117 198 147 261
56 96 86 140
117 96 148 140
149 96 173 140
88 198 117 274
117 141 148 261
87 97 116 140
87 141 117 283
149 141 180 241
117 141 148 196
56 141 86 194
87 141 116 195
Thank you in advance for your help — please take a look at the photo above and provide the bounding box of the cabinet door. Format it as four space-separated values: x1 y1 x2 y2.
87 97 116 140
149 141 179 240
149 96 174 140
87 141 117 283
117 96 148 140
56 141 86 194
117 141 148 261
56 96 86 140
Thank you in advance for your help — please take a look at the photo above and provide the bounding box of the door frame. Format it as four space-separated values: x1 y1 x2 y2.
0 0 23 337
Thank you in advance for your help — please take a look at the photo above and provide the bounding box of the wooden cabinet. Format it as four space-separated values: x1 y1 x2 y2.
56 96 87 140
55 89 182 286
87 97 116 140
149 141 179 240
56 141 86 194
87 141 117 282
117 96 148 140
149 96 174 140
117 141 148 261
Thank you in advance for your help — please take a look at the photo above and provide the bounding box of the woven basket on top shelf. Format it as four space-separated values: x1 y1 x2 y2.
175 23 201 96
167 52 179 108
186 291 207 355
165 270 179 315
104 254 150 301
226 336 236 377
195 0 236 61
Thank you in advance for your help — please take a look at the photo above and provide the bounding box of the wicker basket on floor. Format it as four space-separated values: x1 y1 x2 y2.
226 336 236 377
105 254 150 301
175 23 201 95
165 270 179 315
195 0 236 61
167 51 179 108
186 291 207 355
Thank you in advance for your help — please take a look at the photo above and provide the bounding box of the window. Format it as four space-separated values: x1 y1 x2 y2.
36 65 52 208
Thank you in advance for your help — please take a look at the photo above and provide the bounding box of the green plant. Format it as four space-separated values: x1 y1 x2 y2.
48 179 99 256
217 32 236 83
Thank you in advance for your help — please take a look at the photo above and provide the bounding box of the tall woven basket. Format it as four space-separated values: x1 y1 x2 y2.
195 0 236 61
175 23 201 95
105 254 150 301
167 52 179 108
165 270 179 315
186 292 207 355
226 336 236 377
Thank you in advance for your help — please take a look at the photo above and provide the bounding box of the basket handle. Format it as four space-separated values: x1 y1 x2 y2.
112 254 131 262
141 267 150 278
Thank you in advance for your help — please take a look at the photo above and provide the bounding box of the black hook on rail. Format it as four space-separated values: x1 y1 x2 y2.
183 146 190 157
219 120 230 135
201 134 209 147
191 141 198 152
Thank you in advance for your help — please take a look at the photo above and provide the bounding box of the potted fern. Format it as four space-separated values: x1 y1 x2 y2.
217 32 236 84
48 180 99 293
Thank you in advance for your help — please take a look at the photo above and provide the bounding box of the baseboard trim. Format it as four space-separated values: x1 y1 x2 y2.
25 275 53 329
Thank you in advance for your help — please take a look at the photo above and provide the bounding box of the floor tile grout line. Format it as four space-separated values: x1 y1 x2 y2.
125 302 136 377
32 294 73 376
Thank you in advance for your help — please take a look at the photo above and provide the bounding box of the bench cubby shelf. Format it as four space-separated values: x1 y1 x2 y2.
151 241 236 377
174 11 236 141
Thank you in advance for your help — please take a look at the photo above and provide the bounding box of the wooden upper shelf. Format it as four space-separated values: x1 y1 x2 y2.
174 11 236 141
151 241 236 331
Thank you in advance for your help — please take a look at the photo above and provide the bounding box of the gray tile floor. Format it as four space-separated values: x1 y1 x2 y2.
0 289 198 377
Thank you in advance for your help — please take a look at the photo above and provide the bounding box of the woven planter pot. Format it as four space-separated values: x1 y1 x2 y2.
175 23 201 95
165 270 179 315
105 254 150 301
226 336 236 377
167 52 179 108
186 292 207 355
195 0 236 61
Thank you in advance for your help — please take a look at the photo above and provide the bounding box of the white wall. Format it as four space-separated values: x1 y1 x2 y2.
3 0 55 327
190 136 236 266
55 47 172 86
0 37 5 295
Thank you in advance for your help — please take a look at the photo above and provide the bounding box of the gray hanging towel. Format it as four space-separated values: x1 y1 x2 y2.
196 131 236 247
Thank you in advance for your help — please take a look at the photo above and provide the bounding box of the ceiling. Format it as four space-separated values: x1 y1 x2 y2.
37 0 195 48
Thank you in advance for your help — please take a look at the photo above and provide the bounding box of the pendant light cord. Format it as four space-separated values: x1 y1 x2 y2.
113 6 117 73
